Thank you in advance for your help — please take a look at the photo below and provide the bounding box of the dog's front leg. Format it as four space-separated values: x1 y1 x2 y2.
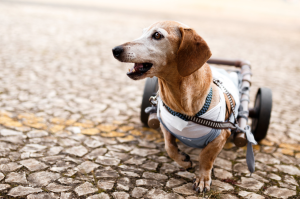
161 125 192 169
193 129 231 193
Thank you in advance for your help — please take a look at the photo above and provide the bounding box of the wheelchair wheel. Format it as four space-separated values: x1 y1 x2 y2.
140 77 159 126
250 87 272 142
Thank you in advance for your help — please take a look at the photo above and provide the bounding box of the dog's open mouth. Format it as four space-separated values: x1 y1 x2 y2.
127 63 153 77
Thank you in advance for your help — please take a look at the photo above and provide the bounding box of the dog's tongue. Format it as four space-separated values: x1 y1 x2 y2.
134 63 143 72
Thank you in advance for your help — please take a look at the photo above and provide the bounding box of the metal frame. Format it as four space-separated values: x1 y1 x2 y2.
207 58 251 147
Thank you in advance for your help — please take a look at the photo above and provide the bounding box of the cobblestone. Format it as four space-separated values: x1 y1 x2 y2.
0 0 299 198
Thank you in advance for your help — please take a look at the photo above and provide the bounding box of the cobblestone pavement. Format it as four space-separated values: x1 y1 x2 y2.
0 0 300 198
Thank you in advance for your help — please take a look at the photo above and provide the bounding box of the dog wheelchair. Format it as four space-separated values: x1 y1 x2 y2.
140 58 272 148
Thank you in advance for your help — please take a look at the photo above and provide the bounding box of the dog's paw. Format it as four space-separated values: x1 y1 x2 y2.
192 170 212 193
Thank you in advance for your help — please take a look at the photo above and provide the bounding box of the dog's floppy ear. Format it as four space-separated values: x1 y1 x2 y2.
177 27 212 77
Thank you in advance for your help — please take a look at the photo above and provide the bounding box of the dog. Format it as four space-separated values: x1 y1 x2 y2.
112 21 237 193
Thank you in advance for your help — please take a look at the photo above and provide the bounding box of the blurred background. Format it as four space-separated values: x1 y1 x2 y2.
0 0 300 142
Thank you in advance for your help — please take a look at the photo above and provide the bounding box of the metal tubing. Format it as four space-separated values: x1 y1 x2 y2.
207 58 250 68
234 64 251 147
207 57 251 147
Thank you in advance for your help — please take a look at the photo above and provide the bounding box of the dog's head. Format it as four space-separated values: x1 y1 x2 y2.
112 21 212 80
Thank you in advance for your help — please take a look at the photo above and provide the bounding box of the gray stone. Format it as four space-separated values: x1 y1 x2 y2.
76 161 100 173
124 157 146 165
8 186 42 197
65 145 88 157
138 140 157 148
214 168 233 179
175 171 195 180
152 156 171 163
267 173 281 181
28 193 59 199
136 179 162 187
64 156 82 164
255 153 280 164
60 192 73 199
214 157 232 171
249 173 269 183
142 172 168 180
119 165 144 172
98 179 115 190
112 192 130 199
0 184 10 191
166 178 185 188
145 188 167 199
105 151 129 161
107 144 133 152
256 162 278 172
0 172 4 181
46 182 72 192
95 168 119 178
96 156 120 166
58 177 81 185
87 193 110 199
0 142 16 151
120 170 140 177
264 186 296 199
211 180 234 191
28 171 60 187
47 146 63 155
1 129 23 137
273 152 296 164
131 187 148 198
172 183 195 195
20 158 48 171
233 163 249 174
274 164 300 175
219 150 237 160
59 138 80 147
160 163 178 173
145 188 184 199
237 177 264 191
75 182 98 196
64 168 77 177
8 152 19 161
40 155 65 164
85 148 108 160
21 152 43 159
219 194 238 199
20 144 47 153
0 158 10 164
27 130 48 138
50 166 68 173
279 182 297 190
130 148 160 157
84 138 104 148
284 175 298 186
5 172 28 184
117 177 131 191
238 190 264 199
0 162 23 172
0 136 24 144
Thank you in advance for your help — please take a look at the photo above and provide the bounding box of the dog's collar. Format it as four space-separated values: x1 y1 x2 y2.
163 87 213 121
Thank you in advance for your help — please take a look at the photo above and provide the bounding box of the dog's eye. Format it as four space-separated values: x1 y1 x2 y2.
153 32 162 40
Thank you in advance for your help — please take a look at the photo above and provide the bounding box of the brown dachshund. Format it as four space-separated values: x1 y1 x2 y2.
112 21 234 193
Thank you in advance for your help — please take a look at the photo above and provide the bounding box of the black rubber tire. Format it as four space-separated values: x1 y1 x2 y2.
140 77 159 126
251 87 272 142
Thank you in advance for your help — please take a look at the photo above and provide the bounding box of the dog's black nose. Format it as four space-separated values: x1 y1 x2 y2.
112 46 124 58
